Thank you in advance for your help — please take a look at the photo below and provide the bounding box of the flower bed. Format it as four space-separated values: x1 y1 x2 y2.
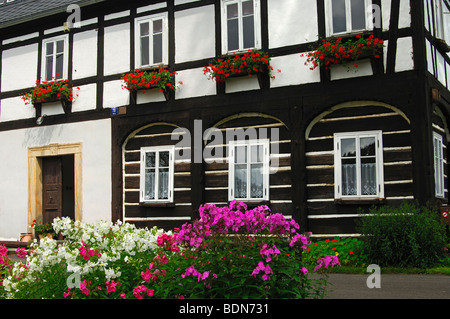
1 202 340 299
302 35 384 70
21 76 79 106
203 50 277 82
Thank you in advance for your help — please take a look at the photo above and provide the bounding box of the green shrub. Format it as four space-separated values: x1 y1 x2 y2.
357 202 447 268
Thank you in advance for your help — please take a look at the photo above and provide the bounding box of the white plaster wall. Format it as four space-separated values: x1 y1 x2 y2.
72 84 97 112
225 76 260 93
175 67 216 99
270 53 320 88
383 0 411 30
0 96 35 122
268 0 318 48
175 0 201 5
1 43 38 92
0 119 112 240
73 30 98 80
103 80 129 108
395 37 414 72
330 59 373 80
104 23 130 76
436 51 446 87
175 5 215 64
136 89 166 104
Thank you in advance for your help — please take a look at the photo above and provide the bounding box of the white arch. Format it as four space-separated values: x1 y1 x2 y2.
305 101 411 140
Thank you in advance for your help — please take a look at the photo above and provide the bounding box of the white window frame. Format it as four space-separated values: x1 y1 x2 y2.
325 0 371 36
41 35 69 80
228 139 269 202
140 145 174 203
334 131 384 199
433 132 445 198
134 12 169 69
221 0 262 54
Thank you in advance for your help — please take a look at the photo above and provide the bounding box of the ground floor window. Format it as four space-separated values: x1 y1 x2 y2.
433 132 445 198
334 131 384 199
140 146 174 203
228 139 269 201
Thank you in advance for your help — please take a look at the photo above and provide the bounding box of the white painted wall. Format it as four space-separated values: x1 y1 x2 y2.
1 43 38 92
175 67 216 99
103 80 130 108
72 30 98 80
174 5 216 64
103 23 130 76
395 37 414 73
0 119 112 240
270 53 320 87
268 0 318 48
0 96 35 122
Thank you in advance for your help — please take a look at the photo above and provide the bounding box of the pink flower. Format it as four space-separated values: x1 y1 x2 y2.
0 244 7 256
79 280 90 295
63 288 71 298
106 280 119 294
15 247 27 259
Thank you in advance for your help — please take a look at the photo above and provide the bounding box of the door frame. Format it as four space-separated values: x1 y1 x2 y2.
28 143 82 228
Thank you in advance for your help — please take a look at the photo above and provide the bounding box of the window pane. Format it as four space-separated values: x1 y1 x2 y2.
243 15 255 48
46 42 54 55
153 33 163 64
145 169 155 200
360 137 375 156
234 164 247 198
158 168 169 199
250 163 263 198
227 18 239 51
342 158 357 195
351 0 366 30
140 22 150 36
146 152 155 168
141 36 150 66
235 145 247 163
159 151 170 167
332 0 347 33
45 56 53 80
361 158 377 195
153 19 163 33
56 40 65 53
242 0 254 15
250 144 263 163
227 3 239 19
55 53 64 79
341 138 356 157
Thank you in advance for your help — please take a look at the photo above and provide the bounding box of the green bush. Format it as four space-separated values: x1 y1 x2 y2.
357 202 447 268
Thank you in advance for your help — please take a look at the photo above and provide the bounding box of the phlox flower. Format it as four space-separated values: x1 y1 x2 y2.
106 280 120 294
15 247 27 259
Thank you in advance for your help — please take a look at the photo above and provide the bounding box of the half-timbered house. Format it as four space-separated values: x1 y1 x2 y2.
0 0 449 240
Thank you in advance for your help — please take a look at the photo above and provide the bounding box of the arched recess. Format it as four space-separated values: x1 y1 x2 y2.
203 112 293 217
304 101 414 236
121 122 192 230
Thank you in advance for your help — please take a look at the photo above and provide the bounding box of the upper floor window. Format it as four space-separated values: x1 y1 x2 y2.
140 146 174 203
327 0 369 35
228 139 269 202
434 0 450 45
42 35 68 80
334 131 384 199
433 132 445 198
221 0 261 54
135 13 168 68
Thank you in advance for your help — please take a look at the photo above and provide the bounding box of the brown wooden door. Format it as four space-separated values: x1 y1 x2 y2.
42 156 63 224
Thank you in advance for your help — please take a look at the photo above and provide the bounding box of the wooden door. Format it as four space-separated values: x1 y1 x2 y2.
42 156 63 224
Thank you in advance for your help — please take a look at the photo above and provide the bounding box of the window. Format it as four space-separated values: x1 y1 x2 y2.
140 146 174 203
228 139 269 202
334 131 384 199
42 35 68 80
327 0 369 35
433 132 445 198
135 13 168 68
221 0 261 54
434 0 450 44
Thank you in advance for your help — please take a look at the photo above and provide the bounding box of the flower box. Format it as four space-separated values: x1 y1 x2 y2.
203 50 276 89
21 77 78 114
303 34 384 71
121 67 181 102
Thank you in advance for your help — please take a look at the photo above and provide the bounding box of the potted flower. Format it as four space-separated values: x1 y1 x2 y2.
303 34 384 70
121 67 181 101
21 76 79 113
31 219 57 240
203 49 277 87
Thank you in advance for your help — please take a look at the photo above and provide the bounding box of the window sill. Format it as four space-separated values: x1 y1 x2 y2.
334 198 385 205
139 202 175 207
